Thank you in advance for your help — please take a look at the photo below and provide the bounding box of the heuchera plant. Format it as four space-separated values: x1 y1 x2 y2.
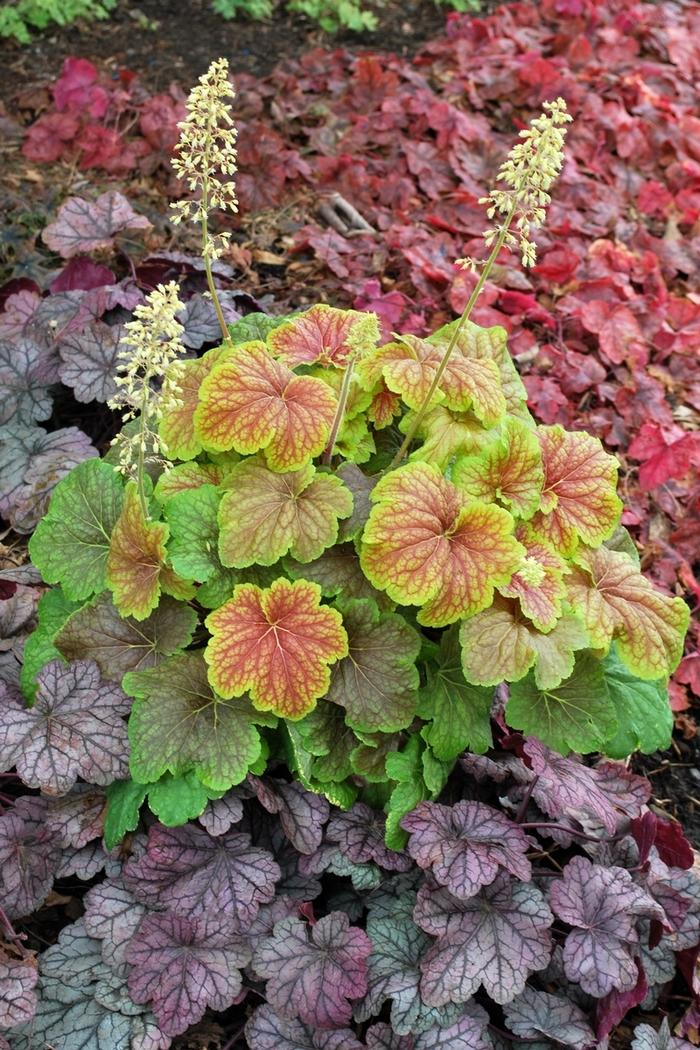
1 59 698 1050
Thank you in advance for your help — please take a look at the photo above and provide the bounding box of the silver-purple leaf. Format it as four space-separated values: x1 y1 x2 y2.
42 191 152 258
0 796 60 919
123 822 280 932
365 1009 491 1050
248 775 330 855
252 911 373 1029
245 1003 364 1050
176 293 227 349
503 986 596 1049
84 878 149 978
0 948 38 1028
327 802 412 872
401 800 531 898
460 751 532 785
199 787 248 837
0 584 39 689
414 873 553 1006
44 784 108 848
632 1018 695 1050
0 658 131 795
244 896 302 956
7 425 98 534
56 840 122 881
58 320 124 403
550 856 664 997
126 911 250 1038
0 337 53 425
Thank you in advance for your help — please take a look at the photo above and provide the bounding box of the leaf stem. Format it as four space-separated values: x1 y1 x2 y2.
520 821 615 844
323 359 355 466
514 774 539 823
389 197 518 469
0 904 29 958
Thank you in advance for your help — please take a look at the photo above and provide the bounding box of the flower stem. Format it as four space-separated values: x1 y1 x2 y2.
323 360 355 466
136 388 150 521
201 177 233 350
389 197 519 469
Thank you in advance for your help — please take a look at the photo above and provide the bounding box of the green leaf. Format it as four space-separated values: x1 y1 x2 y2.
124 651 272 792
28 458 124 601
295 699 360 783
146 771 223 827
385 734 430 851
506 650 618 755
350 731 401 782
418 624 493 760
229 311 297 344
104 778 148 849
600 645 673 759
282 721 358 808
164 484 225 582
20 586 83 701
421 735 454 795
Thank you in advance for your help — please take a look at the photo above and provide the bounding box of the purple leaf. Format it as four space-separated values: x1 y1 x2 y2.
176 292 227 349
126 911 250 1037
242 804 323 901
248 775 330 855
58 321 124 403
0 658 131 794
244 896 302 955
0 948 38 1028
550 856 664 997
460 750 532 784
327 802 413 872
252 911 373 1029
44 784 107 849
245 1003 364 1050
42 191 152 258
631 812 695 870
366 1024 411 1050
0 338 53 426
413 873 553 1006
594 957 648 1047
401 800 531 898
49 255 115 293
0 796 60 919
55 839 122 881
5 425 98 534
365 1009 492 1050
503 986 596 1049
0 583 40 689
199 787 248 837
84 878 149 978
123 822 280 932
660 868 700 950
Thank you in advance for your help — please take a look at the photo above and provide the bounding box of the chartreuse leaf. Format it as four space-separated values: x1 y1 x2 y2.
460 596 589 690
158 349 226 461
599 645 673 759
146 771 224 826
357 333 506 424
106 482 169 621
530 425 623 556
385 735 431 851
20 586 83 701
124 651 274 792
567 545 689 680
28 458 125 601
506 650 618 755
217 456 353 567
268 303 380 368
402 405 493 470
326 598 420 733
194 341 338 471
154 460 231 502
499 523 568 631
452 416 544 520
205 578 348 719
104 778 148 849
418 624 493 760
360 462 524 627
164 484 225 581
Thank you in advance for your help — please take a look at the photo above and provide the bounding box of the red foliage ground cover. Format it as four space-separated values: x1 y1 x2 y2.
8 0 700 718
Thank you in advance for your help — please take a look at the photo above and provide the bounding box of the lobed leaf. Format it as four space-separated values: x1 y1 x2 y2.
57 321 123 403
0 796 60 920
248 776 329 856
20 585 82 701
327 802 412 872
41 191 152 258
106 483 169 621
158 350 226 462
452 416 544 520
0 950 38 1029
503 986 596 1050
246 1003 364 1050
286 541 393 611
0 337 53 426
600 645 673 758
418 625 493 760
404 405 494 471
268 303 380 368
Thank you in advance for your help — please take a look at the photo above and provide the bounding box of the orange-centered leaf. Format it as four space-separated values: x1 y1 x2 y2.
499 524 568 631
566 545 690 680
452 416 544 520
267 304 380 368
360 462 524 627
529 425 623 555
194 341 338 472
218 455 353 567
205 577 348 719
106 482 169 621
356 334 506 425
158 349 225 462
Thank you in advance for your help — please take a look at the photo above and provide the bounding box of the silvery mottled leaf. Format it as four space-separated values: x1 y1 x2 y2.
58 320 124 402
0 338 53 425
637 921 676 986
365 1009 491 1050
0 948 38 1027
550 855 664 997
199 787 249 836
56 841 123 881
245 1003 364 1050
299 842 382 892
503 986 595 1049
327 802 412 872
414 874 553 1006
0 795 60 919
123 821 280 932
244 896 302 956
252 912 372 1029
84 879 149 979
0 290 41 341
177 293 226 348
0 563 43 585
40 918 110 988
401 800 531 898
0 584 39 687
661 867 700 950
248 775 329 855
42 192 152 259
44 784 107 848
0 659 131 794
632 1018 693 1050
460 751 532 784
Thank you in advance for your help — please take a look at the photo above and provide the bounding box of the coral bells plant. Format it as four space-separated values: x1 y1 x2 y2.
1 64 698 1049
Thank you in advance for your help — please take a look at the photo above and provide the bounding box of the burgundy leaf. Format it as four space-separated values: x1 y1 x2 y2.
503 986 596 1049
0 796 60 919
123 822 280 932
327 802 412 872
42 191 152 259
413 874 553 1006
49 255 115 294
646 815 694 870
126 911 250 1038
0 658 131 794
550 856 664 997
246 1003 365 1050
594 957 648 1047
0 948 38 1027
252 911 372 1029
83 877 149 978
248 775 330 855
44 784 107 848
401 800 531 898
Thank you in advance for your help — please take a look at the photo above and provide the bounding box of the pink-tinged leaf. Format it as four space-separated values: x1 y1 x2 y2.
21 112 80 163
401 800 531 898
503 986 596 1050
530 425 623 555
326 802 412 872
595 958 647 1048
199 788 247 838
628 422 700 490
126 911 250 1037
248 776 330 855
0 948 38 1027
360 463 524 628
268 304 380 368
42 191 152 259
44 784 107 849
123 822 280 933
252 911 372 1029
0 660 130 794
246 1003 364 1050
499 524 568 632
566 545 689 679
53 57 106 116
580 300 647 367
57 321 124 403
0 796 60 920
83 877 148 978
194 342 338 471
550 856 664 997
205 578 348 720
414 875 553 1006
